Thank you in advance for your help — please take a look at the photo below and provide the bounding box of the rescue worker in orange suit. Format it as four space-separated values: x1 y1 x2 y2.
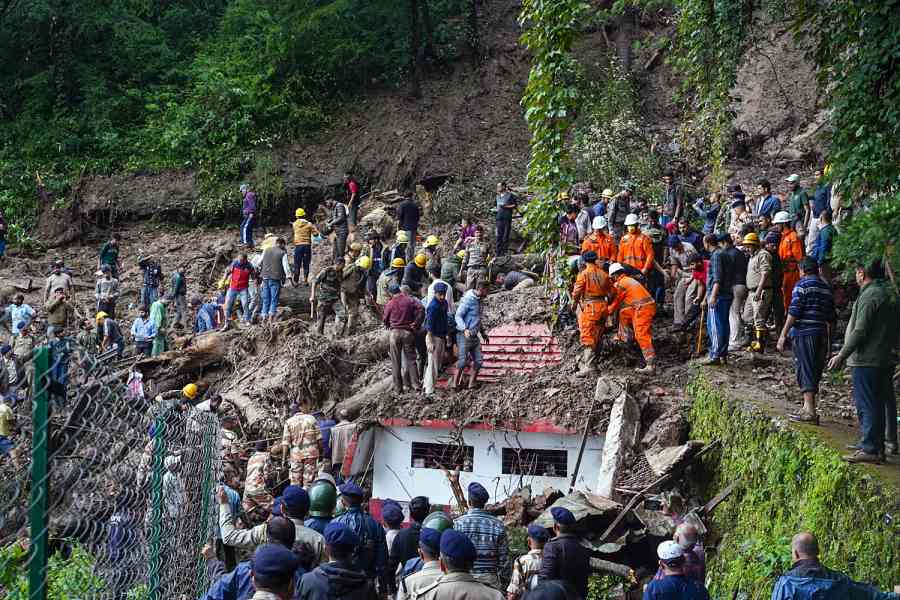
570 251 613 375
608 262 657 374
774 210 804 316
581 216 618 263
617 213 654 276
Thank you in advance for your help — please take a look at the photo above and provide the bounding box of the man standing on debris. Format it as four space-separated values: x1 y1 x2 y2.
403 254 430 298
702 234 735 366
775 211 804 319
453 482 510 591
170 265 188 327
581 216 618 263
242 440 277 518
97 311 125 357
454 281 490 390
383 283 424 394
239 183 256 248
828 260 899 463
98 233 121 277
344 173 361 231
1 294 34 339
507 524 548 600
721 234 749 353
283 405 323 488
331 482 388 591
741 233 773 354
260 237 288 323
538 507 590 599
777 258 835 425
324 197 350 263
460 226 489 291
607 185 633 241
139 255 164 311
571 251 612 375
608 263 657 374
441 250 466 297
377 258 406 310
413 529 504 600
805 168 831 255
495 182 518 256
424 283 450 396
618 214 655 277
397 195 421 264
191 295 222 333
660 170 686 226
312 259 346 337
668 236 699 328
94 265 120 319
45 287 76 337
340 256 370 336
645 541 710 600
44 261 73 303
222 252 255 330
130 306 157 357
291 208 319 285
148 295 169 356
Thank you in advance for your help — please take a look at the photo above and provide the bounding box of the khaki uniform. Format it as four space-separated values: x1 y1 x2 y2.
242 451 274 514
398 561 443 600
743 249 773 328
413 571 503 600
506 550 542 599
283 413 321 487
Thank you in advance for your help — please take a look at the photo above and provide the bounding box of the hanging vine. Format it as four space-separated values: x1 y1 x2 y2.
518 0 588 251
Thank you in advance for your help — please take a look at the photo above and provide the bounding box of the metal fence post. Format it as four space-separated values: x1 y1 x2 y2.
147 414 167 600
28 346 50 600
193 415 218 597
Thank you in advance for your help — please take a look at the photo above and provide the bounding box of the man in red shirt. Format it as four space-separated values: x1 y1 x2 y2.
221 252 255 329
382 284 425 394
344 173 360 232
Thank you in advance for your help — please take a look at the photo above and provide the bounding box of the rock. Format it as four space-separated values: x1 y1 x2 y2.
642 408 689 451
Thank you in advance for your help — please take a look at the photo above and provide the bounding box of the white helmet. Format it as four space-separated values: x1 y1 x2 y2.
772 211 792 224
609 262 625 277
624 213 640 226
592 216 608 230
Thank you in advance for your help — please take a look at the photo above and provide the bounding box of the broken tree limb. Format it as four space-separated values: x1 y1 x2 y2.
443 468 469 513
330 375 393 418
590 558 635 580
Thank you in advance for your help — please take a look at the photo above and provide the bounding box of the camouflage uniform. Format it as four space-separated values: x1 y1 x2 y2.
242 450 274 515
314 267 345 336
506 550 542 599
340 264 369 334
283 412 322 487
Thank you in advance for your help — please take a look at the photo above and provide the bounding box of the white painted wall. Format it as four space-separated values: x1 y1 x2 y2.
372 425 605 505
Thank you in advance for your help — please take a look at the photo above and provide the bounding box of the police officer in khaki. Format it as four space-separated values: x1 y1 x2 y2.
412 529 503 600
397 527 443 600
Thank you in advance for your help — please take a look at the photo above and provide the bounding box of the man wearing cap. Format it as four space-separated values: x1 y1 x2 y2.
331 482 388 589
396 526 443 600
219 484 326 562
775 211 805 316
618 214 655 275
414 529 503 600
44 261 73 303
608 262 657 374
291 208 319 285
388 496 432 583
495 182 519 256
742 233 773 354
247 542 300 600
297 521 374 599
571 251 613 375
453 482 509 591
667 236 699 328
282 405 323 488
644 540 709 600
507 524 549 600
581 216 618 262
726 197 752 245
382 501 405 554
383 283 425 394
306 476 338 534
538 507 590 598
777 258 835 425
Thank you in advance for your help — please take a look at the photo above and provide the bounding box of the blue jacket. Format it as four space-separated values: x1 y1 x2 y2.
756 194 781 219
331 507 388 583
304 516 331 535
296 561 375 600
454 290 483 333
772 560 899 600
201 560 307 600
643 574 710 600
425 297 449 337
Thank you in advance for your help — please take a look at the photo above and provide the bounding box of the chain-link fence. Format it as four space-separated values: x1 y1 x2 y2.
0 339 222 599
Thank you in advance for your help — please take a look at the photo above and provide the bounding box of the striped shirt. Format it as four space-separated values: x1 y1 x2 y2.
706 249 734 298
788 275 836 337
453 508 511 581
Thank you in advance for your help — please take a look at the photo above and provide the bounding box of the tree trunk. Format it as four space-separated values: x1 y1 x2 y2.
467 0 480 67
409 0 422 98
420 0 436 59
613 8 635 72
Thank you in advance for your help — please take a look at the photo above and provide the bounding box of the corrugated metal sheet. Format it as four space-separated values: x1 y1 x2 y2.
444 323 561 384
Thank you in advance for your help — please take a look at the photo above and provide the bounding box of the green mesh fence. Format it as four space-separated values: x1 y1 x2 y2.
0 339 222 599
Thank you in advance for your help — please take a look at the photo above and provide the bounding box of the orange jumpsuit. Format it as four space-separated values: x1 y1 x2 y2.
778 229 804 312
581 232 618 263
572 264 612 348
617 232 654 274
609 276 656 362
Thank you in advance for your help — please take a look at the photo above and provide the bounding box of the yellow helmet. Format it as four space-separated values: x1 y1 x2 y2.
295 208 306 218
217 277 228 290
414 254 427 268
557 191 570 201
456 250 466 259
356 256 372 270
742 232 761 246
349 242 362 253
391 257 406 269
182 383 199 400
396 231 410 243
95 311 109 323
424 235 440 248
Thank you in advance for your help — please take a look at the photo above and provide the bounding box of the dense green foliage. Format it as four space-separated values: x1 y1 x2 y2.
518 0 587 251
0 0 467 234
688 376 900 597
0 544 105 598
